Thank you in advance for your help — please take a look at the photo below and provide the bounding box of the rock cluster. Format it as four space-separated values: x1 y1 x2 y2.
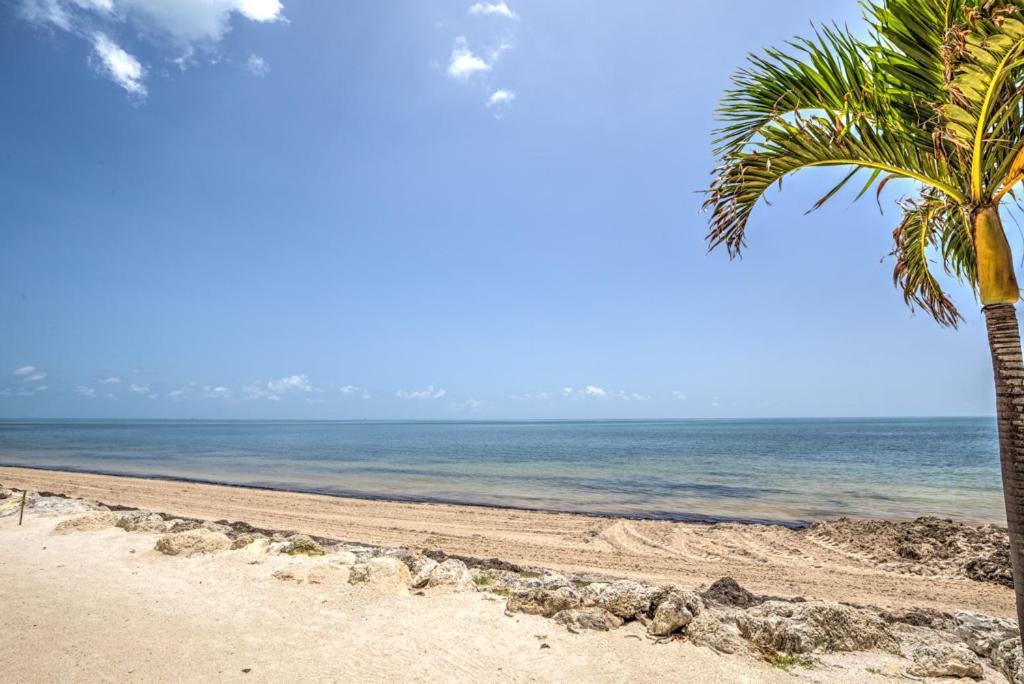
956 612 1023 683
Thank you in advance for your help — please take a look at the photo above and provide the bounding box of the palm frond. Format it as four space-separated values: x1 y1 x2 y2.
889 191 970 328
705 113 963 256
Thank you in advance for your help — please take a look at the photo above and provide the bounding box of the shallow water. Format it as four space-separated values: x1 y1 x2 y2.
0 418 1004 525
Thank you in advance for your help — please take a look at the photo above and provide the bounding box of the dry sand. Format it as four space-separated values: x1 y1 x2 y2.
0 465 1015 619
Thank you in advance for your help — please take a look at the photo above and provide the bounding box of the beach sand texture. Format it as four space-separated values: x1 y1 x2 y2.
0 466 1014 619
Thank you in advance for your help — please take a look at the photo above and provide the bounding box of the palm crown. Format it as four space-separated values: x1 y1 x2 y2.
705 0 1024 327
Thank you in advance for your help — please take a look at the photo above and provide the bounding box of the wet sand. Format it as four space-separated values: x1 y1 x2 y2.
0 465 1014 618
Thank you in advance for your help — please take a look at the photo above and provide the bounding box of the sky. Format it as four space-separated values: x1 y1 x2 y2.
0 0 1011 420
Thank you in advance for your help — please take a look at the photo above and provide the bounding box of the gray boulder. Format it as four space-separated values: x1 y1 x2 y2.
410 558 438 588
992 637 1024 684
116 512 172 533
53 511 120 533
955 612 1019 658
507 587 582 618
907 643 984 679
648 590 703 637
553 608 624 631
687 612 747 654
425 559 474 590
597 580 657 619
736 600 899 654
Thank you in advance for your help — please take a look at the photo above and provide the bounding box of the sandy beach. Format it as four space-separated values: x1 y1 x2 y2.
0 466 1014 618
4 466 1024 682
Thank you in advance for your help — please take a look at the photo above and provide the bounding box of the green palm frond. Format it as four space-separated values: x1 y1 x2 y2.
705 0 1024 325
705 113 962 256
889 192 972 327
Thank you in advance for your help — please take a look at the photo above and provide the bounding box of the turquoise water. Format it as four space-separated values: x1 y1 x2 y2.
0 418 1004 526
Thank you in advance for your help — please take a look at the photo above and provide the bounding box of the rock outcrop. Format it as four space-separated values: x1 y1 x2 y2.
348 557 411 594
553 608 624 631
507 587 582 618
736 601 899 654
154 529 232 557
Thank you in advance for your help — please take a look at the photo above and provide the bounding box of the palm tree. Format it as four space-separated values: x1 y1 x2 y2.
705 0 1024 628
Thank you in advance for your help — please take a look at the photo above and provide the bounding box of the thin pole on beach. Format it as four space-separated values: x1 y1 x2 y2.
18 490 26 525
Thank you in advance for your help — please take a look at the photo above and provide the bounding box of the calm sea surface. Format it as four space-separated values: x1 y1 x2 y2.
0 418 1004 526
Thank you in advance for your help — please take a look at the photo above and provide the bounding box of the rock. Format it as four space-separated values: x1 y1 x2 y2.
425 559 474 591
348 557 411 594
116 512 171 533
539 571 570 589
881 607 953 630
235 536 270 553
907 643 984 679
410 558 438 588
276 563 350 586
578 583 608 607
702 577 760 609
283 534 325 556
0 486 12 499
553 608 624 631
53 511 120 533
687 612 747 654
992 637 1024 684
507 587 582 618
955 612 1019 658
597 580 656 619
330 550 358 566
648 590 702 637
154 529 232 557
736 601 899 654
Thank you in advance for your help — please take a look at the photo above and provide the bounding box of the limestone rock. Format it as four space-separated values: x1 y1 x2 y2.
275 563 351 586
425 559 474 590
115 512 172 533
0 486 12 499
507 587 582 618
553 608 624 632
687 612 747 654
736 601 899 654
907 643 984 679
410 558 438 588
648 590 702 637
154 529 232 557
348 557 411 594
53 511 120 533
539 571 570 589
330 550 358 566
578 582 608 607
283 534 325 556
992 637 1024 684
955 612 1019 658
597 580 657 619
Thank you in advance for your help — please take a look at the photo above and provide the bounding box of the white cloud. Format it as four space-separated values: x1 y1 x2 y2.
25 372 47 382
341 384 371 399
17 384 48 396
129 383 150 394
559 385 649 401
247 53 269 76
0 389 11 398
167 389 186 400
487 88 515 107
15 367 47 382
673 391 688 401
14 366 37 376
243 374 313 400
396 385 447 400
90 32 146 96
99 375 122 384
469 1 517 19
508 391 552 401
75 386 97 398
447 36 490 80
19 0 286 97
204 385 232 399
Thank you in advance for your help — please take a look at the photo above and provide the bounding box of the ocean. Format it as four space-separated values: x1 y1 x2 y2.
0 417 1004 526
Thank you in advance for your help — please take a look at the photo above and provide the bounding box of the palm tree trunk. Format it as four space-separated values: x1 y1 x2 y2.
984 302 1024 632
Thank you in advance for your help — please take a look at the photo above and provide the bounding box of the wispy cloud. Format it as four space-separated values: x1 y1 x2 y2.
340 384 371 400
18 0 286 97
247 53 269 76
14 366 37 377
99 376 122 384
449 398 484 412
90 32 146 96
204 385 233 399
15 366 48 382
396 385 447 400
673 391 688 401
243 374 314 401
468 2 517 19
129 383 150 394
75 386 97 398
559 386 651 401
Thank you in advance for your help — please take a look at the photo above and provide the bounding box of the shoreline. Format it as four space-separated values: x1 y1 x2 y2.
0 461 814 528
0 464 1016 619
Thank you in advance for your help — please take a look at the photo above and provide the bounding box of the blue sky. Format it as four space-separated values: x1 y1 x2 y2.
0 0 1008 419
